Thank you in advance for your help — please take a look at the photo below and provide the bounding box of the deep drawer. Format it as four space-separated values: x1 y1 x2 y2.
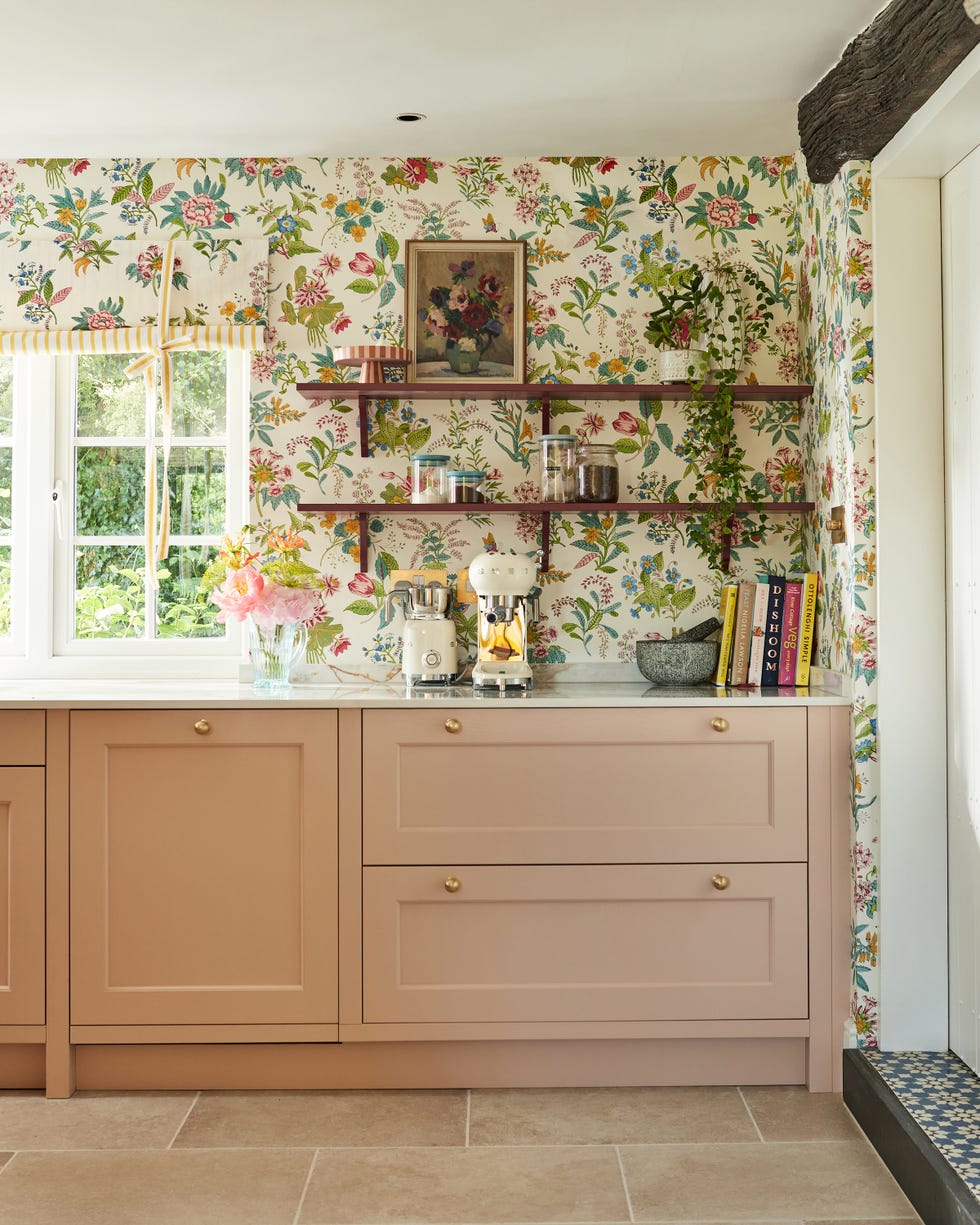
362 862 808 1024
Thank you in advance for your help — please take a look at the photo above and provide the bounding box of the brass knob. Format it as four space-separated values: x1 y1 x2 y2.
444 718 462 734
444 876 462 893
710 717 729 733
193 719 211 736
712 873 730 891
826 517 845 531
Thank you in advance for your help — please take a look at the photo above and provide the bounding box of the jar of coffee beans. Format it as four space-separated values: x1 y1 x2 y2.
574 443 619 502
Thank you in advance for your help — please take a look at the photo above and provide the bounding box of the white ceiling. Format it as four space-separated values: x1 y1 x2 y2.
2 0 890 156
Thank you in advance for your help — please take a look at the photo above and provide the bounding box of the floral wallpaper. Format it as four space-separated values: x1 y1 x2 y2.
1 152 879 1040
2 154 806 669
795 158 879 1045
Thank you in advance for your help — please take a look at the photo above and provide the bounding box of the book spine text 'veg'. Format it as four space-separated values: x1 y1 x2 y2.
778 580 802 686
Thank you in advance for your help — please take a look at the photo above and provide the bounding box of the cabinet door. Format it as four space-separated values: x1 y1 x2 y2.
362 863 808 1024
70 710 338 1026
0 769 45 1025
363 707 807 864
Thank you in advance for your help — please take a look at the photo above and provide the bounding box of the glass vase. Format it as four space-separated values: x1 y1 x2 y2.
246 618 307 690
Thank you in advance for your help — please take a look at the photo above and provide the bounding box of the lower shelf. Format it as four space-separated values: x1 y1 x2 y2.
296 500 815 572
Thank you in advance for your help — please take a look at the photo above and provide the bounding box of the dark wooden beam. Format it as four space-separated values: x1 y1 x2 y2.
799 0 980 183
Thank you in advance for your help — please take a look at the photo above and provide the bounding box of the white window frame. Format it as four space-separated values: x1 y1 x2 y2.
0 350 249 680
0 354 32 660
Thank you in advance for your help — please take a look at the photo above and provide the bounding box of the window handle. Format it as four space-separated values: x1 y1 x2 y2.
51 480 65 540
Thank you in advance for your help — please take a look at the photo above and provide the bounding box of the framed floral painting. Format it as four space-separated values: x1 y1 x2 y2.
405 239 526 383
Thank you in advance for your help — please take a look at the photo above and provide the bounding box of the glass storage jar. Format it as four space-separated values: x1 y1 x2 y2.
410 454 449 503
447 470 487 503
539 434 576 503
574 443 619 502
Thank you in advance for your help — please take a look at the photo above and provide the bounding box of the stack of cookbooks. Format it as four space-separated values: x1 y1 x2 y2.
715 573 818 688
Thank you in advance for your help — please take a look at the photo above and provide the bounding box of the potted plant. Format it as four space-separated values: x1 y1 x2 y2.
643 264 719 382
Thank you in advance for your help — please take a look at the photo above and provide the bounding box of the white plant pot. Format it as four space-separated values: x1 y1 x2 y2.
658 348 709 383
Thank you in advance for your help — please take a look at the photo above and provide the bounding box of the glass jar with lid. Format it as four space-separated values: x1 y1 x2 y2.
539 434 576 503
410 454 449 504
447 470 487 503
574 443 619 502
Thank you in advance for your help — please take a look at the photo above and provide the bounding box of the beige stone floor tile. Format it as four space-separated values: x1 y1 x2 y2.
740 1087 864 1141
805 1219 921 1224
174 1088 467 1148
0 1148 313 1225
470 1086 757 1145
299 1145 630 1223
0 1090 195 1149
622 1140 915 1221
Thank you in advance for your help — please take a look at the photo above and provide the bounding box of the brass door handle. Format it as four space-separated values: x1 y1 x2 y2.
444 718 462 734
712 873 730 891
444 876 462 893
710 717 729 733
193 719 211 736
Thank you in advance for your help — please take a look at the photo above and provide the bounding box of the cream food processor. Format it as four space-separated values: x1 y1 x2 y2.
384 576 459 686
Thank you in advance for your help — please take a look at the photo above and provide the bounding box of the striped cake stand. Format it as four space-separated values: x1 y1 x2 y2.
334 345 411 383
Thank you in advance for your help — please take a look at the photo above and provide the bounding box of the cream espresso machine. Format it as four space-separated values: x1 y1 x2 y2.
384 576 459 686
467 551 540 691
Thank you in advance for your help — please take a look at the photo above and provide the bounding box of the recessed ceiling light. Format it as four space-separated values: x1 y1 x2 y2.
395 112 426 123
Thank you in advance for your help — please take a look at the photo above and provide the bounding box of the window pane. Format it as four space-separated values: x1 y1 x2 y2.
164 446 226 536
0 546 9 638
0 357 11 436
157 545 224 639
75 446 145 535
76 354 145 436
0 446 10 533
167 351 226 437
74 545 145 638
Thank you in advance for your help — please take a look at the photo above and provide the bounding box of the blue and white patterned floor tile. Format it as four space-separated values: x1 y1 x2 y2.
865 1049 980 1201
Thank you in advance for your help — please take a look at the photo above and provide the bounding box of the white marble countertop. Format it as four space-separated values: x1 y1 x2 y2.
0 672 850 708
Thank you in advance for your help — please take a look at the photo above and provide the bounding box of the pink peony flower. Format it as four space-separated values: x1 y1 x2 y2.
181 193 218 227
613 411 639 436
250 584 319 631
705 195 742 228
210 566 266 622
348 572 376 596
348 251 376 276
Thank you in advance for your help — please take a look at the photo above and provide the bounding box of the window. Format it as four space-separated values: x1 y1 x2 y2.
2 349 248 677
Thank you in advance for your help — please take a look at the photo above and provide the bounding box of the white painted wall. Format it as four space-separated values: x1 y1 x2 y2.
872 179 949 1051
872 37 980 1052
942 148 980 1073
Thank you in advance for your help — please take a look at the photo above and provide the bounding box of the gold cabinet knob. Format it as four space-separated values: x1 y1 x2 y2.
444 718 462 734
193 719 211 736
710 717 729 733
444 876 462 893
712 873 730 891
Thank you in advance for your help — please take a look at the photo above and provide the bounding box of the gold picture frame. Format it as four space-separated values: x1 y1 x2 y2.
405 239 526 383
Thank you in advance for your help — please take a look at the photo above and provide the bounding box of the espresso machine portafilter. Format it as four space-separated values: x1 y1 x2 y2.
467 551 540 691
